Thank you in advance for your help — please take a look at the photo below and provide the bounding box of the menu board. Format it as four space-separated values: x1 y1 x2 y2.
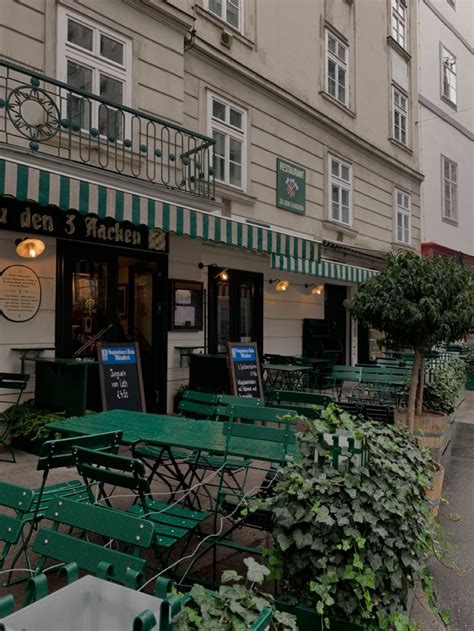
227 342 264 399
97 342 146 412
0 265 41 322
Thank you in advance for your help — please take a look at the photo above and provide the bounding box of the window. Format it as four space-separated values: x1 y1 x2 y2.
441 156 458 221
208 0 241 30
328 155 352 226
441 46 457 105
394 189 411 245
392 87 408 145
208 93 246 189
391 0 407 49
325 31 348 106
57 7 131 138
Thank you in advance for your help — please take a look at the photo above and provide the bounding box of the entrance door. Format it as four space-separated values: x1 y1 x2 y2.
323 284 348 363
56 241 168 412
208 268 263 354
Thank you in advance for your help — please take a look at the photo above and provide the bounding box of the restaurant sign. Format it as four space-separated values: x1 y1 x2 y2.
276 158 306 215
0 198 167 252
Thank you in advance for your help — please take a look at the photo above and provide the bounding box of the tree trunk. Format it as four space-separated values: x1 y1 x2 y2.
415 354 425 417
407 350 422 432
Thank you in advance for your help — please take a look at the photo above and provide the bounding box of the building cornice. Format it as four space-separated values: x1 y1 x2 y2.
122 0 195 34
422 0 474 54
418 95 474 141
190 41 425 183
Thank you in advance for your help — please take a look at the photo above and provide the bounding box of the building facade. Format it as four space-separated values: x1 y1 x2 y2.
0 0 423 412
417 0 474 269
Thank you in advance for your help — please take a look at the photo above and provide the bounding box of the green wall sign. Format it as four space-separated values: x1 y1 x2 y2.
276 158 306 215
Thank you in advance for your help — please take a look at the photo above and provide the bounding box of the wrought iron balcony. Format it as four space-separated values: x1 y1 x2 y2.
0 60 215 200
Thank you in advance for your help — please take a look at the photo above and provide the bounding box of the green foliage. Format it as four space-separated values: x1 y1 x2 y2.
265 404 437 630
3 400 93 441
423 358 466 415
172 559 297 630
346 253 474 352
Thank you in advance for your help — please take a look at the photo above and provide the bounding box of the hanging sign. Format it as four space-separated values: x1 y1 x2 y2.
276 158 306 215
0 198 167 252
227 342 264 399
98 342 146 412
0 265 41 322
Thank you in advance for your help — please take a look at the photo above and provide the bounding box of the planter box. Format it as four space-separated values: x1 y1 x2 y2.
275 600 378 631
11 436 45 456
466 374 474 390
394 409 449 463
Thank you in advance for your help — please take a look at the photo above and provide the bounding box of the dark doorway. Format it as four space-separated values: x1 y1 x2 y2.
357 323 370 364
208 268 263 355
56 241 168 412
323 284 348 363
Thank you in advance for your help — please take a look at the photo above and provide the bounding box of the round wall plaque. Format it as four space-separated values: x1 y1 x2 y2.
0 265 42 322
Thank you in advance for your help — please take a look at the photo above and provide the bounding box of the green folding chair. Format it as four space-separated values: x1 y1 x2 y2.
0 372 30 463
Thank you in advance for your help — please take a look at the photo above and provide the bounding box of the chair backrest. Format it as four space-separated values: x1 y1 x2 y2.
0 481 35 512
73 447 150 497
32 498 154 588
215 404 297 425
178 399 217 419
218 394 263 407
37 431 122 472
0 482 35 566
181 390 220 405
331 366 362 382
222 416 295 465
0 373 30 392
267 390 333 407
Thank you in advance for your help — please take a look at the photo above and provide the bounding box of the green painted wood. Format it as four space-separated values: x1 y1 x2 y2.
33 528 146 586
46 410 300 462
37 431 122 471
0 482 34 512
178 400 216 419
216 404 297 427
45 498 154 548
0 514 24 545
266 390 333 407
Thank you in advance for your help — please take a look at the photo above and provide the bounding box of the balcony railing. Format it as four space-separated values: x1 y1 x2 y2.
0 60 215 200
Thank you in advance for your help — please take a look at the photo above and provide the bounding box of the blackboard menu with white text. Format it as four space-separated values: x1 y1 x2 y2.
98 342 146 412
227 342 264 399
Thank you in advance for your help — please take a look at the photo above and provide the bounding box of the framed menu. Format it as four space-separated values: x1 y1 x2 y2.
0 265 41 322
227 342 264 399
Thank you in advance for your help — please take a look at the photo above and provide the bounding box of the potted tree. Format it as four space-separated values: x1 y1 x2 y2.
346 253 474 436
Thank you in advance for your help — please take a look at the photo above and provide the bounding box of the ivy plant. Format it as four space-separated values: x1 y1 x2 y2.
172 558 297 630
346 252 474 431
462 343 474 374
423 358 466 415
264 404 438 630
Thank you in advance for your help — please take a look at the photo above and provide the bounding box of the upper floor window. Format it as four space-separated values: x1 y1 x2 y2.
325 31 348 106
441 46 457 105
393 87 408 145
57 7 132 139
394 189 411 245
391 0 407 49
328 155 352 226
208 93 246 189
441 156 458 222
208 0 241 31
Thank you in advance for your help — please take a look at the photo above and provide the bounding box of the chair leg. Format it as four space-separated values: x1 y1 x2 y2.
0 440 16 464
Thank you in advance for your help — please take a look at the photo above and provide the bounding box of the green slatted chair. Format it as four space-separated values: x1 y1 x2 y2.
4 431 122 582
32 497 155 590
0 372 30 463
73 447 208 570
266 389 333 418
0 482 35 576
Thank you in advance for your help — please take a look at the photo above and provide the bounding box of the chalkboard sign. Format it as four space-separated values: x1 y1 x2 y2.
97 343 146 412
227 342 264 399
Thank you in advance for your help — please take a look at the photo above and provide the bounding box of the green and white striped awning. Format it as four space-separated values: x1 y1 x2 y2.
0 158 320 260
271 254 377 283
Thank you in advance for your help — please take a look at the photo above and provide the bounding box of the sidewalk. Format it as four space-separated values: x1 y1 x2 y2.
411 390 474 631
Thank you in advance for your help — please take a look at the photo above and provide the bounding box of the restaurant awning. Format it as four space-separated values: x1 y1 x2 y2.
271 254 378 283
0 158 321 261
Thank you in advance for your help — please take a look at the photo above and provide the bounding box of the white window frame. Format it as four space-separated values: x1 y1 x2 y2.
207 91 247 191
56 6 132 133
206 0 242 32
391 0 407 49
325 30 349 107
394 188 411 245
440 44 457 106
392 86 409 146
328 154 353 227
441 155 458 222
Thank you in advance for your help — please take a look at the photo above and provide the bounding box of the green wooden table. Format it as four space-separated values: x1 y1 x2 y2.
262 363 313 390
46 409 299 462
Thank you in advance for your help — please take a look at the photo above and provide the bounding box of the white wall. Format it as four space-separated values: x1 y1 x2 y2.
0 230 56 408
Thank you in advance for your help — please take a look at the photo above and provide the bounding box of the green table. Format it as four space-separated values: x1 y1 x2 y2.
46 409 299 462
262 363 313 391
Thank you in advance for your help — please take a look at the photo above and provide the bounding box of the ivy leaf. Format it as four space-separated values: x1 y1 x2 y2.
221 570 242 584
243 557 270 584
